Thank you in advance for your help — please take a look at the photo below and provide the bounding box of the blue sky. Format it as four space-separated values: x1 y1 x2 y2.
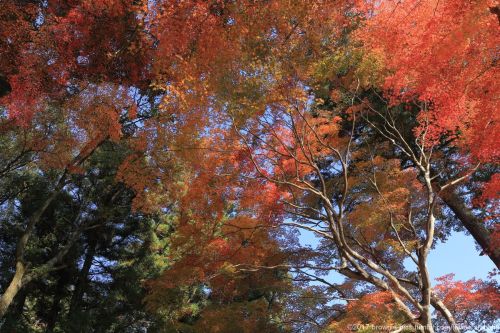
294 230 498 332
424 231 496 281
298 230 496 284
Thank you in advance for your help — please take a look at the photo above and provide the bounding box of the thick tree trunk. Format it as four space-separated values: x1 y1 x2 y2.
439 189 500 268
0 288 27 331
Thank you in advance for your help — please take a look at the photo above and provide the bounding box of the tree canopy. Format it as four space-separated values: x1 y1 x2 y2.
0 1 498 332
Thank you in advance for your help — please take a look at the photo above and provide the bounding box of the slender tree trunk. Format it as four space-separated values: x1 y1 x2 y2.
417 250 435 333
416 171 437 333
69 237 97 316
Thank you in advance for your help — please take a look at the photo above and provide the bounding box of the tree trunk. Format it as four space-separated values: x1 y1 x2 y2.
0 142 102 318
439 189 500 268
0 262 26 318
0 288 27 332
0 174 66 319
69 237 97 317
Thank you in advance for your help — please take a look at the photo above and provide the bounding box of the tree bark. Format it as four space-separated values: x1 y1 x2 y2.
439 189 500 268
0 175 65 319
0 262 26 318
0 288 27 331
431 295 460 333
0 140 104 318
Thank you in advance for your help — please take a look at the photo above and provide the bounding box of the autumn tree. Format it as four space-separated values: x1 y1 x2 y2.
0 0 498 332
0 0 320 323
230 89 499 331
354 0 500 266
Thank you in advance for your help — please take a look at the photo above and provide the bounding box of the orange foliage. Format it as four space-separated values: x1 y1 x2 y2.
325 291 405 333
434 274 500 327
358 0 499 161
